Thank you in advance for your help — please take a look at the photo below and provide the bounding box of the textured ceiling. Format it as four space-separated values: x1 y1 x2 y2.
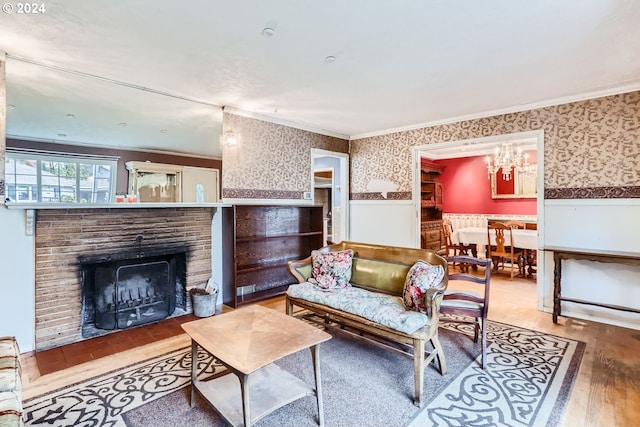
1 0 639 158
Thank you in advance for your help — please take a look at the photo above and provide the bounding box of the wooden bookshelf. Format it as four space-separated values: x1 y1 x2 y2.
224 205 324 307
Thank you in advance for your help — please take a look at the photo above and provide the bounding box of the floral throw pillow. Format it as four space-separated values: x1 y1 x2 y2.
402 260 445 313
309 249 354 290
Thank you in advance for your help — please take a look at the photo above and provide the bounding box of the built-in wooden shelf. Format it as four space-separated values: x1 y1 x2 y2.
222 204 324 308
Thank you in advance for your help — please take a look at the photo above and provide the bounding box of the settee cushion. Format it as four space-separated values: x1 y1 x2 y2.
0 391 23 427
287 282 429 334
0 338 20 394
0 337 22 427
309 249 354 290
402 261 445 313
349 258 411 295
0 339 19 370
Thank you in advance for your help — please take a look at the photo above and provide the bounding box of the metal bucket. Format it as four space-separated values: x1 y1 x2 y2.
192 288 218 317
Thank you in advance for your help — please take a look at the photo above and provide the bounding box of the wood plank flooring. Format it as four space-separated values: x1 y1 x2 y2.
20 274 640 426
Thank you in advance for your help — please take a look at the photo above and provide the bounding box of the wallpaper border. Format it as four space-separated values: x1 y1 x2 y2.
350 191 412 200
545 186 640 199
352 186 640 201
223 188 304 199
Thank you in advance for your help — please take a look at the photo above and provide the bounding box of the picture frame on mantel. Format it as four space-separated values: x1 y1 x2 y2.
490 165 537 199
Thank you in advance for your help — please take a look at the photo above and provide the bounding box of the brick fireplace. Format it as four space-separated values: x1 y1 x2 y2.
34 207 214 351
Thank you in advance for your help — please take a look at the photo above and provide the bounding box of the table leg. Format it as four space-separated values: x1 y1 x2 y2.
190 340 198 407
524 249 537 278
553 253 562 323
310 344 324 427
239 373 251 427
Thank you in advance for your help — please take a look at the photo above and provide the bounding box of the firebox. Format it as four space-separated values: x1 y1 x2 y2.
79 246 187 338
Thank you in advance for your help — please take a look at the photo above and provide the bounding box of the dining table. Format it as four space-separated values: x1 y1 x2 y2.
452 226 538 277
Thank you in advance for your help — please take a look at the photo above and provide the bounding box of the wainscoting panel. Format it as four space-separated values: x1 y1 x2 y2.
349 200 416 248
542 199 640 330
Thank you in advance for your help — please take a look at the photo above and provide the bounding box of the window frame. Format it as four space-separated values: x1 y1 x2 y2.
5 150 118 204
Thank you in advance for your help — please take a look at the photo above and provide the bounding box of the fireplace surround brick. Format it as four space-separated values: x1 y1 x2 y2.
34 207 214 351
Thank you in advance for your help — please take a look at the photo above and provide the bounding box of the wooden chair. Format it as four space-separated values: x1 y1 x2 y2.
441 219 474 270
503 221 527 274
440 255 492 369
503 220 526 229
487 222 524 279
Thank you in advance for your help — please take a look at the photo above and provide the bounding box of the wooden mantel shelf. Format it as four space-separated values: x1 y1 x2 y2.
4 202 231 236
4 202 231 210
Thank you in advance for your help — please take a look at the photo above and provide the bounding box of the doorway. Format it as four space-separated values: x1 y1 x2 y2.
314 168 334 243
412 130 545 311
311 149 349 244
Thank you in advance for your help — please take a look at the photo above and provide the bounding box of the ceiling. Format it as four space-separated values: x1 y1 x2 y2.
2 1 640 159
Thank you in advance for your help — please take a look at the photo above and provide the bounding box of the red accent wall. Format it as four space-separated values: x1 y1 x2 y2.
435 156 537 215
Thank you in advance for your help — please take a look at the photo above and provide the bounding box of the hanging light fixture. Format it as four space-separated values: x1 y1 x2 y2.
485 142 531 181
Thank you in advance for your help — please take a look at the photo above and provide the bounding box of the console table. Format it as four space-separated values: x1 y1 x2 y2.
543 247 640 323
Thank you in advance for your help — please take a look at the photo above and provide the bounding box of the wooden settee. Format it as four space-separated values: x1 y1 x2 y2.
286 241 449 407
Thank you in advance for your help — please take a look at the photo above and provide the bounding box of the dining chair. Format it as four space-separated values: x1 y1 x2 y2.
440 255 492 369
503 220 528 274
487 222 524 279
503 220 526 229
441 219 474 271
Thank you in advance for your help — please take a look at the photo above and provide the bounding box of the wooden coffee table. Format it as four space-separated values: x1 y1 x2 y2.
181 304 332 427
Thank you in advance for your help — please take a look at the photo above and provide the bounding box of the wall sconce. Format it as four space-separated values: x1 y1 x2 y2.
223 129 238 147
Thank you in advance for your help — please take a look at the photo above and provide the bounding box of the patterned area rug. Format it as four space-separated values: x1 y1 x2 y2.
23 319 584 427
409 320 585 427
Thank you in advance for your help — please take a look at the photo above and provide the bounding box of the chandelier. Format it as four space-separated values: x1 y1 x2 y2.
485 142 533 181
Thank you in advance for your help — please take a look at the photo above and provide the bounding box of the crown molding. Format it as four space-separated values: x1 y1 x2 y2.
223 106 350 140
349 83 640 140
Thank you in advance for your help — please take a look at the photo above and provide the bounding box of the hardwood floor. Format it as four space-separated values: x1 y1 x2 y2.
20 274 640 426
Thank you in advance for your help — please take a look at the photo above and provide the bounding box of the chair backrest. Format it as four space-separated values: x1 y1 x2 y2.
504 220 526 229
487 222 515 256
442 255 492 369
290 240 449 295
442 218 454 245
443 255 492 311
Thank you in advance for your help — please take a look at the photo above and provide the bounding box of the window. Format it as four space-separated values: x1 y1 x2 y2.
5 151 118 204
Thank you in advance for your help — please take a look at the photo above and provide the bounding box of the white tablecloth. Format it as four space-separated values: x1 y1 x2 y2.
453 227 538 250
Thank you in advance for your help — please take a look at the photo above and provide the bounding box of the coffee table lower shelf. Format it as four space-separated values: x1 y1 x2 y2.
193 363 317 427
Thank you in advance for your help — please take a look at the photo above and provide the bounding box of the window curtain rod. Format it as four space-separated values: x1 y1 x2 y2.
6 53 222 109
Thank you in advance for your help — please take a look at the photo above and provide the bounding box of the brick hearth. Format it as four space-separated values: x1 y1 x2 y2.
34 207 214 351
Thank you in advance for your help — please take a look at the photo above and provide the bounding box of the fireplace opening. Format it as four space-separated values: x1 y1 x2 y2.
94 260 174 330
80 246 188 338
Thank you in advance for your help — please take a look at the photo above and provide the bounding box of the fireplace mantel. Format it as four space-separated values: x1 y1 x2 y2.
5 202 228 238
4 202 230 210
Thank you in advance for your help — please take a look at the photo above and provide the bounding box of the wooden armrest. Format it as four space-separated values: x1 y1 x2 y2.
424 288 445 321
287 256 313 283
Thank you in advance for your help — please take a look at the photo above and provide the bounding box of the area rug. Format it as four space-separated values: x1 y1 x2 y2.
22 319 584 427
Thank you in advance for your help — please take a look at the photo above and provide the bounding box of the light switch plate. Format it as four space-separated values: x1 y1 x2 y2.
303 191 312 199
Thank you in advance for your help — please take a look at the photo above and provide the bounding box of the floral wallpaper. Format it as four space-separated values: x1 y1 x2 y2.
350 91 640 199
221 112 349 199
